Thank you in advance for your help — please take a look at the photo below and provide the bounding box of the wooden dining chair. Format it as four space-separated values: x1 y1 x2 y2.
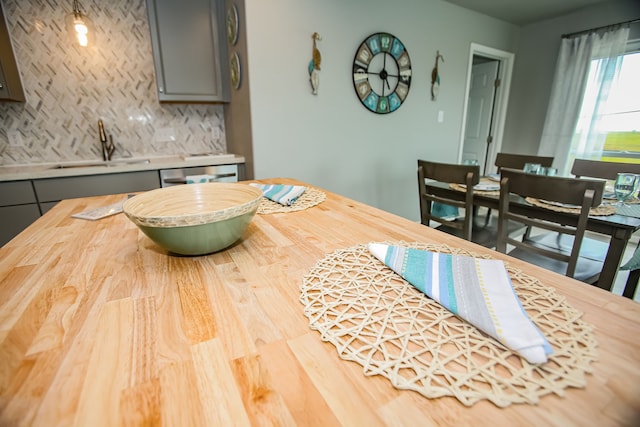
482 153 556 227
549 158 640 273
620 242 640 299
418 159 498 247
571 158 640 179
495 153 555 172
496 168 606 282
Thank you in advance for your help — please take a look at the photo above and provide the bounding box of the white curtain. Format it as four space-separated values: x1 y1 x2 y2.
538 26 629 176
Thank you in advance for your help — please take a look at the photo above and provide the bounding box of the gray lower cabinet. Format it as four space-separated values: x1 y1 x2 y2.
2 163 240 246
0 181 40 246
33 170 161 214
146 0 229 102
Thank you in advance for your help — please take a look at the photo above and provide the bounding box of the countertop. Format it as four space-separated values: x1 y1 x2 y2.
0 153 244 182
0 178 638 426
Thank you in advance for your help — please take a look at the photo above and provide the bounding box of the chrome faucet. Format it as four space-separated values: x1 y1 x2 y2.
98 119 115 161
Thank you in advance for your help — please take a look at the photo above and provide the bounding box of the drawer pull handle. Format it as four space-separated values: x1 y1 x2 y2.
162 172 237 185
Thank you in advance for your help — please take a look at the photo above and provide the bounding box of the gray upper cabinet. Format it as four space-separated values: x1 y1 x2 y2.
146 0 230 103
0 2 25 102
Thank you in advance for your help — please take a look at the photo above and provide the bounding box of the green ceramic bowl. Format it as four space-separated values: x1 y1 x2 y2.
123 183 263 255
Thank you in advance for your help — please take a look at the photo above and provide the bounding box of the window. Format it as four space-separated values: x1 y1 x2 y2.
570 41 640 165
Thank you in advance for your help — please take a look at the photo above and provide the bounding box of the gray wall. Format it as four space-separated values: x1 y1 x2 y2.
502 0 640 155
245 0 519 221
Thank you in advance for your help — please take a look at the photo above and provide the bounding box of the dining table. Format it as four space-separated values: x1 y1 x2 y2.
0 178 638 426
425 179 640 293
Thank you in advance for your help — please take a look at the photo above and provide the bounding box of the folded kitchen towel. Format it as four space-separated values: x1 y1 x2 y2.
186 175 212 184
250 183 306 206
368 243 552 364
431 202 459 220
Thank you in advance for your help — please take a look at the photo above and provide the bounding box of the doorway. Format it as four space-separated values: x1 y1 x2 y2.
458 44 514 175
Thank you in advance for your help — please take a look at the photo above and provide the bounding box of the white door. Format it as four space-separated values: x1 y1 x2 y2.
462 60 499 173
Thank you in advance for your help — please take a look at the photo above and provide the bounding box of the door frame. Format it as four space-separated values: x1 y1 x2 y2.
457 43 514 174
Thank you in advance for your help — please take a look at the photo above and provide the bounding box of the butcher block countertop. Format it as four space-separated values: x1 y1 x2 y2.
0 178 638 426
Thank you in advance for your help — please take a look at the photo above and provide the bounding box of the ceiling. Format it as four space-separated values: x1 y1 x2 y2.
442 0 615 26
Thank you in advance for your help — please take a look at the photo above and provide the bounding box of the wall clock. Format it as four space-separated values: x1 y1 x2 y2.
226 3 239 45
352 32 412 114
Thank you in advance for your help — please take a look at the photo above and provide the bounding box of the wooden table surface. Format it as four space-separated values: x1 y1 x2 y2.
1 178 639 426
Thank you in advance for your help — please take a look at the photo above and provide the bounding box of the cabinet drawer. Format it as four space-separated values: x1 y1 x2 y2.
34 171 160 202
159 164 238 186
0 180 37 206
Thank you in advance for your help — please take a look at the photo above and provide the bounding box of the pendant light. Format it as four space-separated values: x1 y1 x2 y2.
65 0 95 47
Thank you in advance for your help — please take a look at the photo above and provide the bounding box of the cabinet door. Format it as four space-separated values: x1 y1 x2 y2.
0 204 41 246
147 0 229 102
0 180 37 205
33 171 160 203
0 2 25 101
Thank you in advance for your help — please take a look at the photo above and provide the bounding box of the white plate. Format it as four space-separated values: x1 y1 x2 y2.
474 183 500 191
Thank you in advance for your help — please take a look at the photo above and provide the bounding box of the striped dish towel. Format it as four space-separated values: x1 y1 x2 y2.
250 183 306 206
368 243 552 364
186 175 211 184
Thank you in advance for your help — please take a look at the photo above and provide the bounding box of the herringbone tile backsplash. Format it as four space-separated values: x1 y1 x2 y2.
0 0 226 165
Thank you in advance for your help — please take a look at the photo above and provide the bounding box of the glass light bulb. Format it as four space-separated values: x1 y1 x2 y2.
66 9 94 48
77 33 88 46
74 20 88 34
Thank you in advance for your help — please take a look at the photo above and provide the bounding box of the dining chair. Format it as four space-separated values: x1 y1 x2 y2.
571 158 640 180
543 158 640 271
482 153 556 227
496 168 606 282
494 153 555 172
418 159 499 247
620 242 639 299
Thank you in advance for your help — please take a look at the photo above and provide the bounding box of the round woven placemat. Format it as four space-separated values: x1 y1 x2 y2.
525 197 616 216
450 182 499 196
256 187 326 214
603 196 640 204
300 241 597 407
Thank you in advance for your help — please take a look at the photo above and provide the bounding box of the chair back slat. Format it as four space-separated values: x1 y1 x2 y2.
500 168 604 207
571 159 640 180
495 153 554 172
419 160 480 186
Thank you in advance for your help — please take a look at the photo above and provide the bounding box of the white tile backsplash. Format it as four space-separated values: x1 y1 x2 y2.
0 0 226 165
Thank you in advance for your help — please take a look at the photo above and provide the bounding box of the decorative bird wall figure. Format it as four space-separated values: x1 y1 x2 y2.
430 50 444 101
308 32 322 95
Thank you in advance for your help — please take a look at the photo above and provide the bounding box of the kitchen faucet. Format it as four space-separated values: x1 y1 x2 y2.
98 119 115 161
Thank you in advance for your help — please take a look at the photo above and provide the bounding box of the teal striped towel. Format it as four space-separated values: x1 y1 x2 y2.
368 243 552 364
186 175 211 184
250 183 306 206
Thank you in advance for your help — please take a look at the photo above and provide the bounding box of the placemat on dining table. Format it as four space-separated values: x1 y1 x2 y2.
449 181 499 196
256 187 326 214
525 197 616 216
300 241 597 407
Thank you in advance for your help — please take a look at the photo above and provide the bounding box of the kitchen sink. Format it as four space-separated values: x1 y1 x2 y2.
51 159 151 169
52 163 108 169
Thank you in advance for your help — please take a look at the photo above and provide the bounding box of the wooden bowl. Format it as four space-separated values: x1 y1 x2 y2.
123 183 263 255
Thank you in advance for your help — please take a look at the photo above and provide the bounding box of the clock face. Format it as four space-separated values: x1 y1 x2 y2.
352 33 412 114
